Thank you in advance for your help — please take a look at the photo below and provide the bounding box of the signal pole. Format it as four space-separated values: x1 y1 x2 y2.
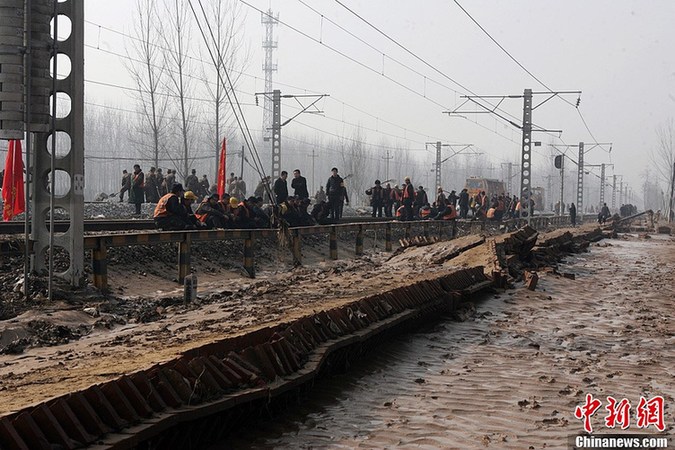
612 174 617 210
445 88 580 223
256 90 328 180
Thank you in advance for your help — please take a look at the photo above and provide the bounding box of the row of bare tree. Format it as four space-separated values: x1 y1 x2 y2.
125 0 248 182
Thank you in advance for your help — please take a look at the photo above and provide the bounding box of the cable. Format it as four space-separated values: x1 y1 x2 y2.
188 0 272 203
334 0 600 145
451 0 607 144
296 0 463 97
240 0 450 111
85 20 457 154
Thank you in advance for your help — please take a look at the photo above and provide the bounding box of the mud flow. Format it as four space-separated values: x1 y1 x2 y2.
224 235 674 449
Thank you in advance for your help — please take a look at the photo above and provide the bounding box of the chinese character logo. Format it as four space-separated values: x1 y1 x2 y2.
636 396 665 431
574 394 602 433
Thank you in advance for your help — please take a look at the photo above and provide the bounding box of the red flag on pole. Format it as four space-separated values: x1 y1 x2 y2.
2 140 26 222
216 137 227 197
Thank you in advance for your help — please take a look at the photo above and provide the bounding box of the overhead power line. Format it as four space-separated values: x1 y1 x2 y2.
84 19 459 148
450 0 604 143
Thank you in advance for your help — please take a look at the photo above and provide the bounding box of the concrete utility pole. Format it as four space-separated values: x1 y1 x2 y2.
382 149 394 182
545 174 553 211
576 142 585 218
559 156 565 215
427 141 476 202
619 180 624 205
307 148 318 195
612 174 617 210
508 162 513 194
261 8 278 141
600 163 606 205
435 141 442 191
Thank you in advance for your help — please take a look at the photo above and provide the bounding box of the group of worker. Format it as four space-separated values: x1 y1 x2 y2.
153 183 269 231
120 166 211 215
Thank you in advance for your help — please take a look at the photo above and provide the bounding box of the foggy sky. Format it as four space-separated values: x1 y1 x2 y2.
73 0 675 200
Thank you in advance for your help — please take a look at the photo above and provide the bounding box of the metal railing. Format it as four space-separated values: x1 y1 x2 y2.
83 215 577 291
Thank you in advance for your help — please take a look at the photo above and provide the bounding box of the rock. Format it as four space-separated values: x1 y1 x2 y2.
83 307 99 317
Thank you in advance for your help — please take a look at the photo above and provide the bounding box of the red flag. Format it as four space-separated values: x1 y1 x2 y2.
2 140 26 221
216 137 227 197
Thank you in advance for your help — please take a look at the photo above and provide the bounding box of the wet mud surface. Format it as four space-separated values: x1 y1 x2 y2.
0 234 482 413
222 234 674 449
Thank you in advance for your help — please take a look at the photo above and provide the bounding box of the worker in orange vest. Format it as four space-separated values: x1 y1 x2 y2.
153 183 195 230
401 177 415 221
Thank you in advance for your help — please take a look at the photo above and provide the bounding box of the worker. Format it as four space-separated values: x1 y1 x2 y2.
401 177 415 221
153 183 194 230
434 202 458 220
195 193 229 229
182 191 204 228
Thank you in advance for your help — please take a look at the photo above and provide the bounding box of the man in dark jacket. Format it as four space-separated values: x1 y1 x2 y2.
131 164 145 215
291 169 309 199
164 169 176 193
273 171 289 204
119 170 131 202
413 186 428 217
458 188 470 219
569 203 577 226
145 167 160 203
366 180 384 217
195 193 229 229
447 190 458 208
185 169 200 195
383 183 393 217
325 167 344 220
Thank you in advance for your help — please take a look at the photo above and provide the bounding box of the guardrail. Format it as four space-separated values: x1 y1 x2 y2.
83 215 577 292
85 220 459 291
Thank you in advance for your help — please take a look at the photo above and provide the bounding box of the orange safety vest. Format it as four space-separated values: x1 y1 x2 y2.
486 207 496 219
442 205 458 220
153 193 176 218
396 205 404 218
420 208 432 218
402 183 414 200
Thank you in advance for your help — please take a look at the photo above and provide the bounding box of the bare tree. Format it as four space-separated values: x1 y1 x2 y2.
653 119 675 186
84 104 135 200
199 0 250 181
125 0 169 169
340 126 369 206
160 0 197 181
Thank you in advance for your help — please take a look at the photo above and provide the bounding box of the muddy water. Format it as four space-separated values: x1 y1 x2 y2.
220 235 675 449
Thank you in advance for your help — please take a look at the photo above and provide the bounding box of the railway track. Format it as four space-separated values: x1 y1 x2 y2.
0 216 394 235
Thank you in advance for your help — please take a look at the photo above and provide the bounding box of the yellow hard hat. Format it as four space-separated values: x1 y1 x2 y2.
184 191 197 200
